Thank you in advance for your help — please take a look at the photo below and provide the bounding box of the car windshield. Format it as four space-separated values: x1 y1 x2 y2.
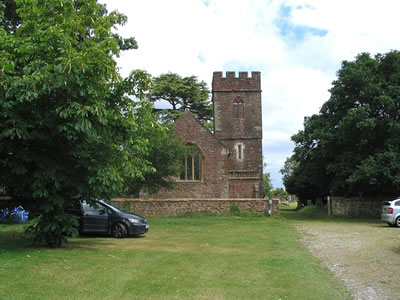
384 201 392 206
101 201 126 213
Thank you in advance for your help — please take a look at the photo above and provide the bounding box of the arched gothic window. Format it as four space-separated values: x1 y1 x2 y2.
179 145 202 181
238 100 244 118
234 100 239 118
233 98 244 118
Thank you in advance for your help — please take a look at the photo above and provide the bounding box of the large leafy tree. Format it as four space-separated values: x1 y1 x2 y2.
284 51 400 200
0 0 182 247
149 73 213 129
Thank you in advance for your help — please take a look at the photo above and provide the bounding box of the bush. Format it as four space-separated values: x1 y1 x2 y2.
227 204 262 217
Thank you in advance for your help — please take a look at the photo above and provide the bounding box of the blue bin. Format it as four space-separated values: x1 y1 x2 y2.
10 206 29 223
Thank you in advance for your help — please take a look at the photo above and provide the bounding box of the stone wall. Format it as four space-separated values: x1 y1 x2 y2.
331 196 394 217
112 198 279 217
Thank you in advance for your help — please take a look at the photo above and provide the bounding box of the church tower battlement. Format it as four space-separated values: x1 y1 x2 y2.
212 71 261 92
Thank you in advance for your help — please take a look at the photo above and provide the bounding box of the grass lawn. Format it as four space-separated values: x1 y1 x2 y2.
0 213 351 299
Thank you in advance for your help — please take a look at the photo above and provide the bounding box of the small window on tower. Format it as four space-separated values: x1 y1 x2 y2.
233 98 244 118
236 143 244 161
238 100 244 118
233 100 239 118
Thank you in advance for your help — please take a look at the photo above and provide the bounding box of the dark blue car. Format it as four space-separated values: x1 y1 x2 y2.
66 200 149 238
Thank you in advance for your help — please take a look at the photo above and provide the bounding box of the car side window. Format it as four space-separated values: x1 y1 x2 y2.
64 200 82 216
395 201 400 206
82 201 106 214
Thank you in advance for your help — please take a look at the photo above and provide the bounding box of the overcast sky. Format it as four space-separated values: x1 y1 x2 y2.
100 0 400 188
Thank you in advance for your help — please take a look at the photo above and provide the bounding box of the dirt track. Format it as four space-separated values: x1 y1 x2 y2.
295 220 400 300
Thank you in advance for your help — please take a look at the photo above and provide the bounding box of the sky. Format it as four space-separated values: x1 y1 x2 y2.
100 0 400 188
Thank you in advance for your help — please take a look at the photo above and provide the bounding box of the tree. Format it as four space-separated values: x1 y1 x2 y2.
122 123 187 196
0 0 182 247
283 51 400 200
270 188 289 200
149 73 213 129
280 156 298 193
263 172 273 198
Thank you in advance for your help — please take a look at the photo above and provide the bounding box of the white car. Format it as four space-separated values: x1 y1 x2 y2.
381 198 400 227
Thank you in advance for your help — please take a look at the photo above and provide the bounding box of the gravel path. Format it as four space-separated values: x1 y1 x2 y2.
295 221 400 300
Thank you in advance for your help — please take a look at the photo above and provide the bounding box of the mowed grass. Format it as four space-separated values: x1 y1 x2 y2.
0 214 351 299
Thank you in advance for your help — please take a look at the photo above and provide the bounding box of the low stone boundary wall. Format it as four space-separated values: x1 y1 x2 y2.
112 198 279 217
331 196 394 217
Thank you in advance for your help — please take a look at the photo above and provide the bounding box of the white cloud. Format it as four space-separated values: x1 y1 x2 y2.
100 0 400 188
284 0 400 59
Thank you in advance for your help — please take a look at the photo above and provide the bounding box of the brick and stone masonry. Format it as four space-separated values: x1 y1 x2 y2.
212 71 263 198
137 71 268 215
113 198 280 217
144 111 230 199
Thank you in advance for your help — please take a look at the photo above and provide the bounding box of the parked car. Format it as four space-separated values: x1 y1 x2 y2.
66 200 149 238
381 198 400 227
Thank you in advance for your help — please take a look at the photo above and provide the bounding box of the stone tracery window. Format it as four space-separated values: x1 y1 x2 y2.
179 145 202 181
234 98 244 118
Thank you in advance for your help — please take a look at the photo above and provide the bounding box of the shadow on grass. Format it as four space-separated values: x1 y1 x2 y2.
0 223 143 251
280 205 328 221
391 246 400 255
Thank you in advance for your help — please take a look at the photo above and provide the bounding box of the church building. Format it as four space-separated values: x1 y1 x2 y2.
148 71 263 199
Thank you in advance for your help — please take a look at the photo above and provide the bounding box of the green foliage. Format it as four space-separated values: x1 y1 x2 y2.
149 73 213 130
122 124 186 196
270 188 289 200
0 0 182 247
280 156 297 185
227 204 262 217
284 51 400 199
26 213 79 247
263 172 273 197
123 200 131 212
229 203 242 215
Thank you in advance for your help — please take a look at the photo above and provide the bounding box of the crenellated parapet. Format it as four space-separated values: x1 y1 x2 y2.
212 71 261 92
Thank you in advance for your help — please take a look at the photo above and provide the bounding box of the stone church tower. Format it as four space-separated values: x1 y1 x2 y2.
212 72 263 198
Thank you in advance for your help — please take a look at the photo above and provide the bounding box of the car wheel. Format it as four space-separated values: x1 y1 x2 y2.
395 217 400 228
112 223 127 238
